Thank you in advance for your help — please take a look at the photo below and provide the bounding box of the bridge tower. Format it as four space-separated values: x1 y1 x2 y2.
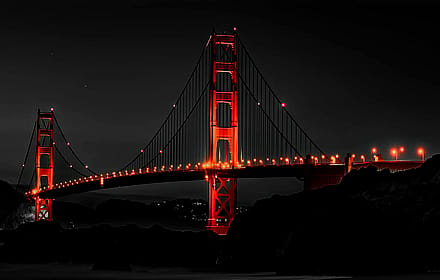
207 31 239 235
34 110 54 221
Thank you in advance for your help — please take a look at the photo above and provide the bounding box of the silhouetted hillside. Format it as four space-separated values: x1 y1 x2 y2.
0 221 221 268
52 198 210 229
0 180 24 225
224 155 440 275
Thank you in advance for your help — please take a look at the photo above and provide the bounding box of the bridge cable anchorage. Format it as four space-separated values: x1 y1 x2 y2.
16 120 36 191
53 113 98 175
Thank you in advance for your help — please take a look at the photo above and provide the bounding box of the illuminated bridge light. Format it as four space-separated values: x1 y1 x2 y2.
352 154 356 158
418 148 425 160
400 147 405 153
85 165 88 169
67 142 70 146
247 160 251 165
281 103 285 107
285 158 289 164
259 159 263 164
159 150 163 153
272 159 276 165
140 149 144 153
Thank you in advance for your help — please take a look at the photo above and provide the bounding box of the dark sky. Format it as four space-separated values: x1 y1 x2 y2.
1 1 439 204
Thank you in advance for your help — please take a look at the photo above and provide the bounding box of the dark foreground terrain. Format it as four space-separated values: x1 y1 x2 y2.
1 155 440 278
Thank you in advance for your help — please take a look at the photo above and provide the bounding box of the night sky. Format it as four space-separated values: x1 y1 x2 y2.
1 1 439 205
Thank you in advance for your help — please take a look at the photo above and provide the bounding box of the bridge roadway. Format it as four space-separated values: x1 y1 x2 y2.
36 163 347 199
33 159 424 199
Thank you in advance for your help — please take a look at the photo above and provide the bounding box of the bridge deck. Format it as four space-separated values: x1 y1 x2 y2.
31 160 424 199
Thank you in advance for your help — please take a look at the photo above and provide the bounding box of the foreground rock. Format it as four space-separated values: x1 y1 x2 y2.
223 155 440 275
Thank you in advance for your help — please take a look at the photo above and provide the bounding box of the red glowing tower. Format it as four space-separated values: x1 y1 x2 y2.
207 31 239 235
34 110 54 221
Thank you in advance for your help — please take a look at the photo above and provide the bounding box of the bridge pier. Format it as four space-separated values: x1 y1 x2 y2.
206 173 237 235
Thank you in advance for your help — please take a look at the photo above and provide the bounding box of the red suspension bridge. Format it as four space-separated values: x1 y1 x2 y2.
17 31 424 235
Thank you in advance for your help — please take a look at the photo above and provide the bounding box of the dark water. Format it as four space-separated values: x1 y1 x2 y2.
0 263 351 279
1 263 440 279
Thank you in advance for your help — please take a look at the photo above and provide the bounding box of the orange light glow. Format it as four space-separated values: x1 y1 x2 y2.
418 148 424 155
372 148 377 153
400 147 405 153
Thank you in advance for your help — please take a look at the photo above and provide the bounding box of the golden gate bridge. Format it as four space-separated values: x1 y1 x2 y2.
16 30 424 235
